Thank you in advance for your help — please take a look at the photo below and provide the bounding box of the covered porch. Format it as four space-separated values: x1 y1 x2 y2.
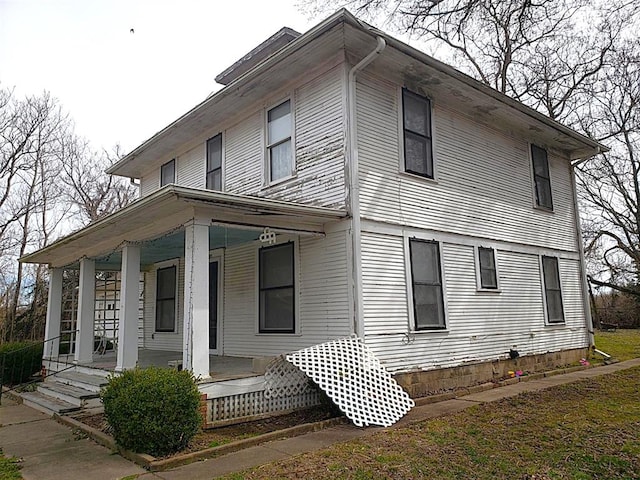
22 185 348 381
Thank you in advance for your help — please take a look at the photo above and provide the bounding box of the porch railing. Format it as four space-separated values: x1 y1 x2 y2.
0 331 78 405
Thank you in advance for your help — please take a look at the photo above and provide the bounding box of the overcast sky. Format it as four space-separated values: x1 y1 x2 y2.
0 0 320 153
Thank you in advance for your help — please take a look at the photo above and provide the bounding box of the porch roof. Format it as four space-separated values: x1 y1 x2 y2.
20 185 347 268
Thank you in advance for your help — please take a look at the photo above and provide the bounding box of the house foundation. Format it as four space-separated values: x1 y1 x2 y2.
394 348 590 398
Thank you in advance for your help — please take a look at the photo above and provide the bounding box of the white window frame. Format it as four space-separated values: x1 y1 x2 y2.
529 143 554 211
539 255 565 325
404 235 448 332
160 158 176 187
254 236 301 335
153 259 180 334
398 87 438 182
205 133 224 191
474 245 501 292
264 97 296 186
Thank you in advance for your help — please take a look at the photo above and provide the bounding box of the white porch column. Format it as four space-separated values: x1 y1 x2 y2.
183 220 210 379
75 258 95 364
116 245 140 372
44 268 63 359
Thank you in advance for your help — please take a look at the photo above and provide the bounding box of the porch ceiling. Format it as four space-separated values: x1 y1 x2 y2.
20 185 347 268
92 227 262 269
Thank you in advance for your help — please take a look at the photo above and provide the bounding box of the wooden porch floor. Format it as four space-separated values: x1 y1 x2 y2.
52 349 257 382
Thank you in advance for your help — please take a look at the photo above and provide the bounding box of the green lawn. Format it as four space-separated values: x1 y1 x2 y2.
0 450 22 480
594 328 640 361
220 337 640 479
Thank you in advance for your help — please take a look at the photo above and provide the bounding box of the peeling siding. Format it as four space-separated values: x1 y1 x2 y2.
136 64 346 208
360 231 588 373
224 112 263 195
356 74 578 252
259 65 346 208
222 231 351 357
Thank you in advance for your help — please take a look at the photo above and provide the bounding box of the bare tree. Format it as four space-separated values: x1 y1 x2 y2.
60 141 138 227
0 86 136 342
303 0 638 125
576 44 640 300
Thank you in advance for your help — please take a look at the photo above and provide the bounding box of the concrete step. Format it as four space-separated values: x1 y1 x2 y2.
38 381 101 408
54 371 109 393
20 391 81 416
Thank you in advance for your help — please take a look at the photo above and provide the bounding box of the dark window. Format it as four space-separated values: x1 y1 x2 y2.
206 134 222 190
531 145 553 209
478 247 498 289
160 159 175 187
403 89 433 178
259 242 294 333
267 100 293 182
155 266 176 332
409 239 445 329
542 256 564 323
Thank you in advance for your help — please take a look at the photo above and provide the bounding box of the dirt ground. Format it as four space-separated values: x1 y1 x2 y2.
77 405 340 458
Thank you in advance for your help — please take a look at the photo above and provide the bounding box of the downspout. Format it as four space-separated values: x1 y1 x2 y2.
347 36 386 338
570 158 596 348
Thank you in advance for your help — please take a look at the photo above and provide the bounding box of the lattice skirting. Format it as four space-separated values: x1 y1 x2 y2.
207 389 321 424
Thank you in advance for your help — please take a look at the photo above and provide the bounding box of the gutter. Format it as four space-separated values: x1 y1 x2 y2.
347 35 386 338
570 162 595 347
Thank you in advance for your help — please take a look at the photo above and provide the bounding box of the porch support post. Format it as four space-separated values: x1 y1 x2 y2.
116 244 140 372
75 258 95 364
44 268 63 359
183 220 210 379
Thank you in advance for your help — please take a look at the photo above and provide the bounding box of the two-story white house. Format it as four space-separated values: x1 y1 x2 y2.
22 9 605 420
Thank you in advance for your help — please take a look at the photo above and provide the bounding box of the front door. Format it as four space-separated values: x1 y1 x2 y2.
209 260 220 354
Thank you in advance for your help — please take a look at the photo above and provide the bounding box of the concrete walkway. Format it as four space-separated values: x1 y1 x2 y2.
2 357 639 480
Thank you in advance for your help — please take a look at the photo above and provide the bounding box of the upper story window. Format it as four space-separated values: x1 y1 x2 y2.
259 242 295 333
267 99 293 183
541 256 564 324
408 238 445 330
402 89 434 179
206 134 222 191
155 265 177 332
477 247 499 290
160 159 175 187
531 144 553 210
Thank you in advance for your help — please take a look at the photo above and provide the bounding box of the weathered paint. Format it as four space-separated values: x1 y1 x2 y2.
355 73 578 252
138 64 346 209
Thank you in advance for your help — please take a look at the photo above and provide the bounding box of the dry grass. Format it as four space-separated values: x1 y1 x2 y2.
220 365 640 479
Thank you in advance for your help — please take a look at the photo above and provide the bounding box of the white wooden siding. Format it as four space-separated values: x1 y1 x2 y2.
140 168 160 197
259 65 346 208
222 231 351 357
136 64 346 208
224 112 263 195
177 144 205 189
360 230 588 373
356 74 578 252
142 260 184 351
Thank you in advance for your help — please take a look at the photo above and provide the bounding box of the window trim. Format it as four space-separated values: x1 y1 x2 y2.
475 246 500 292
206 133 224 191
540 255 565 325
264 97 296 186
400 88 436 180
256 239 299 335
406 237 447 331
160 158 176 187
154 261 179 333
530 144 554 211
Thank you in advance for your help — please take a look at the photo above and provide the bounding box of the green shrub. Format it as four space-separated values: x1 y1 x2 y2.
0 341 44 385
101 366 202 456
